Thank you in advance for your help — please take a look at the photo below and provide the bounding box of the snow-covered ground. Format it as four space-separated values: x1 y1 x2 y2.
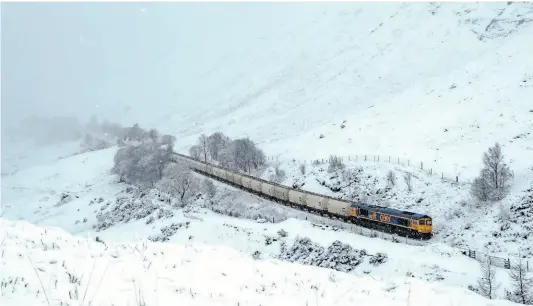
1 218 523 306
1 145 531 304
259 156 533 258
2 2 533 305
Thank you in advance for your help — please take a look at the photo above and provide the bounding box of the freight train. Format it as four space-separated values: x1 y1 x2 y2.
172 153 433 240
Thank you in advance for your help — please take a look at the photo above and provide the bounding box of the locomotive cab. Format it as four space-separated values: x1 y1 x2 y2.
417 217 433 237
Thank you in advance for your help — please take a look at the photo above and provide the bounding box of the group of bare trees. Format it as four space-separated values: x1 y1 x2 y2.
111 124 210 206
81 116 166 152
189 132 266 174
470 142 514 202
476 254 532 304
111 124 176 188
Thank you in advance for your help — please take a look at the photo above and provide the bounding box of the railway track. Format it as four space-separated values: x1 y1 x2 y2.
172 153 430 246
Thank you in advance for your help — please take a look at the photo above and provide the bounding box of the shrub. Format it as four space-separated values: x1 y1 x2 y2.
327 155 345 173
386 170 396 187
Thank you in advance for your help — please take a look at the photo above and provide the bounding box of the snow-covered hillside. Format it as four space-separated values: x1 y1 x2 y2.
3 2 532 182
129 2 533 181
1 218 523 306
2 146 532 304
259 156 533 258
2 2 533 305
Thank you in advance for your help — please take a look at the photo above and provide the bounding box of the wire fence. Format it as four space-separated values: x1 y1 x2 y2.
460 248 532 272
266 154 469 186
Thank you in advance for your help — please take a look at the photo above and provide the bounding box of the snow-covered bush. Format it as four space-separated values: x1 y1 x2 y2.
279 237 368 273
202 178 217 199
369 252 388 266
205 190 289 222
148 222 190 242
277 229 288 238
94 189 174 231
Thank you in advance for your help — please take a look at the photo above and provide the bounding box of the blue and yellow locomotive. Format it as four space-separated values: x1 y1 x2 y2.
349 203 433 239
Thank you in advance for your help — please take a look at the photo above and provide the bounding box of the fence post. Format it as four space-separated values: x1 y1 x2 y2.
397 157 400 164
421 162 423 170
456 176 459 183
430 168 432 175
505 258 510 269
365 155 367 161
442 172 444 179
378 155 380 162
389 156 391 162
408 160 410 166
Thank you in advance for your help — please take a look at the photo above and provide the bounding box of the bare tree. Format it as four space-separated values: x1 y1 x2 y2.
472 142 513 201
157 163 199 205
327 155 345 173
299 164 306 175
160 134 176 149
189 145 203 160
207 132 230 161
111 131 175 187
506 254 533 305
386 170 396 187
404 172 412 192
231 138 265 173
477 255 499 299
198 134 209 162
148 128 159 142
126 123 146 142
217 146 236 170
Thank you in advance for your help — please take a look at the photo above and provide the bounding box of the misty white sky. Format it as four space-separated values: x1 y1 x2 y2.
1 2 291 133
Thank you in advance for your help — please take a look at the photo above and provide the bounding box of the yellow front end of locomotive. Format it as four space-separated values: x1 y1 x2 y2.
418 218 433 234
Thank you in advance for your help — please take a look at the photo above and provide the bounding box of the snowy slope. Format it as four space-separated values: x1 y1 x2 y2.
2 2 533 304
260 156 533 258
2 146 531 303
1 218 523 306
137 2 533 183
5 2 531 183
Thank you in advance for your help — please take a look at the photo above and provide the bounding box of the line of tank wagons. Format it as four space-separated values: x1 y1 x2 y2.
173 153 433 239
